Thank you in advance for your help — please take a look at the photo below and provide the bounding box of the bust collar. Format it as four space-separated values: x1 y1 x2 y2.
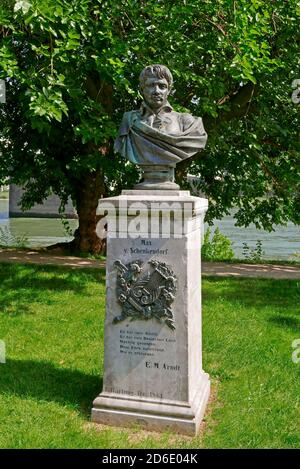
140 100 173 116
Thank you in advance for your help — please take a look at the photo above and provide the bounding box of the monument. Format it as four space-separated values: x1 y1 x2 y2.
92 65 210 435
114 64 207 190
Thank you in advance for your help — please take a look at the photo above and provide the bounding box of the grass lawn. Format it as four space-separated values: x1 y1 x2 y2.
0 262 299 448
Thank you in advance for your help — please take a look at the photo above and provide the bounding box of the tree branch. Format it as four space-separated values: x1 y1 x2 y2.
176 83 258 181
205 82 258 132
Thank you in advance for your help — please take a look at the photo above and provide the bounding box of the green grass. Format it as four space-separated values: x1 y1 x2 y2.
0 262 299 448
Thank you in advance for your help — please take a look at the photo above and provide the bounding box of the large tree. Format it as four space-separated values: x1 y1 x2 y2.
0 0 299 253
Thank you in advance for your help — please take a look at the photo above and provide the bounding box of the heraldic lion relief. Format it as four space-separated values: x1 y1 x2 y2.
113 259 177 330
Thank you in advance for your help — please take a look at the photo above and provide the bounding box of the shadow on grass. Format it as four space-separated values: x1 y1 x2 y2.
0 263 105 316
268 315 300 332
0 262 105 285
203 277 300 310
0 358 102 417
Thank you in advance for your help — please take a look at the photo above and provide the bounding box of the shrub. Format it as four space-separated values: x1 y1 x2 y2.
202 227 234 261
0 226 28 248
291 252 300 262
242 240 265 262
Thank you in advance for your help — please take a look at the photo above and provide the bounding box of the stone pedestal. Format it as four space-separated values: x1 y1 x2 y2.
92 190 210 435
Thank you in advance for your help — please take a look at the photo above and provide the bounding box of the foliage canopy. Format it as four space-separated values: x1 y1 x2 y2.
0 0 299 251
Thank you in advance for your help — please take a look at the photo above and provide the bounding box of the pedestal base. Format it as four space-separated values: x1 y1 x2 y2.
134 180 180 190
92 191 210 436
134 165 179 190
92 373 210 435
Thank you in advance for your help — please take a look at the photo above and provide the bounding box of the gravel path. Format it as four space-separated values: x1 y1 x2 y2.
201 261 300 279
0 248 105 269
1 248 300 279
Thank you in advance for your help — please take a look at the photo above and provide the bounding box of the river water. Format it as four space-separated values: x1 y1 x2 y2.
0 199 299 261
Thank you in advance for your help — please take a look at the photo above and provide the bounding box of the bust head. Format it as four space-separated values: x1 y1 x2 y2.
139 64 173 111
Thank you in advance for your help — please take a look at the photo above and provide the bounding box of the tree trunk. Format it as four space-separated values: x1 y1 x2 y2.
71 170 107 254
67 72 113 254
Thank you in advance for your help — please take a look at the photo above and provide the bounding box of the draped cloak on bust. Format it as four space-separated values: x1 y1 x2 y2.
114 102 208 166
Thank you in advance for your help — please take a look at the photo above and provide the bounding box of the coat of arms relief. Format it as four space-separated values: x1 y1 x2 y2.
113 259 177 330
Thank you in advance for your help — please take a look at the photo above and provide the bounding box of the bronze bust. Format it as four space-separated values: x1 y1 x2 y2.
114 64 207 190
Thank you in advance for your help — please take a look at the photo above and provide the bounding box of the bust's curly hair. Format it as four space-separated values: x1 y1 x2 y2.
139 64 173 92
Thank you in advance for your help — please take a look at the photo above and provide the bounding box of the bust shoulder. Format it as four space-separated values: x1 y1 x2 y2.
170 110 194 121
117 110 140 136
123 109 142 122
179 112 195 125
122 109 139 119
172 112 196 132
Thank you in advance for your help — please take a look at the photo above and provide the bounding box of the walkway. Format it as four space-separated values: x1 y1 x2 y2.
202 261 300 279
1 248 300 279
0 248 105 269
